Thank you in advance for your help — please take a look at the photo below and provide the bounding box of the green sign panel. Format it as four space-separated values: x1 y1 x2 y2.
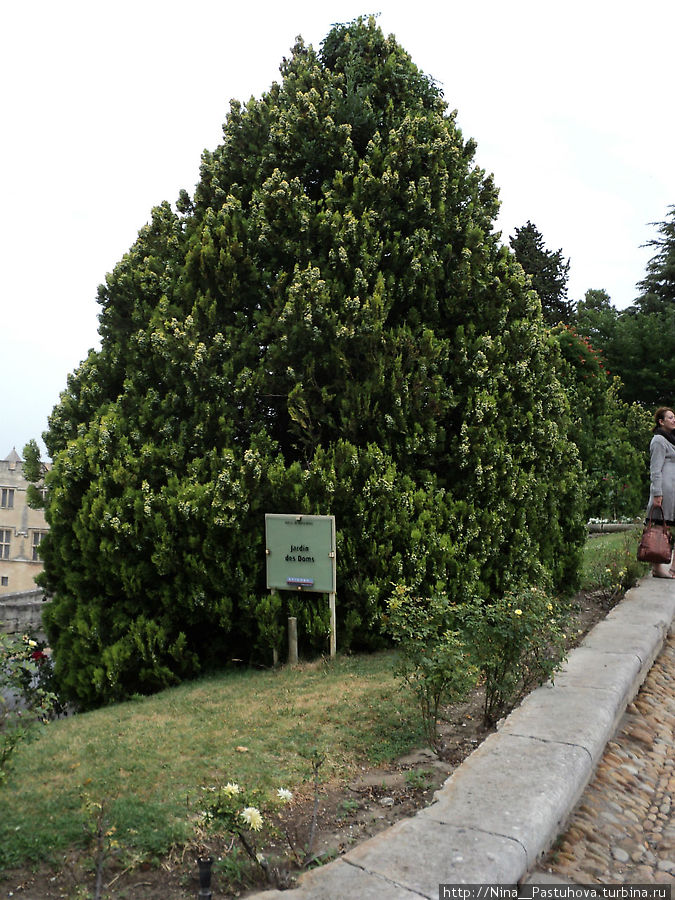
265 514 336 593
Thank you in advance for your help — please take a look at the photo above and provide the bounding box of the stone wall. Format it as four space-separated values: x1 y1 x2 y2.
0 589 49 640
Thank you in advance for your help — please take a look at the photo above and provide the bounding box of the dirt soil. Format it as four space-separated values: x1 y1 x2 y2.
0 588 621 900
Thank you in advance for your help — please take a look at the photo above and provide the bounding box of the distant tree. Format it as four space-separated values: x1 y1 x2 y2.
510 221 573 324
40 16 585 708
21 439 47 510
604 309 675 407
635 205 675 313
573 289 619 350
550 325 651 519
590 208 675 406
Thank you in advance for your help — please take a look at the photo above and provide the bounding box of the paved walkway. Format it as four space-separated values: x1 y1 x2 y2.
250 576 675 897
528 632 674 885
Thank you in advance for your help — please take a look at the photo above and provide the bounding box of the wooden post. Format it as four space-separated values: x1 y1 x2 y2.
288 616 298 665
329 592 336 659
271 588 279 666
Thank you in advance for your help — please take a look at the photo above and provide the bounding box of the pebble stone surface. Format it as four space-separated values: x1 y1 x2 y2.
534 632 675 886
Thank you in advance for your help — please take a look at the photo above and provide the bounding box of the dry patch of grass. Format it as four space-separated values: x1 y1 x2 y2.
0 652 422 871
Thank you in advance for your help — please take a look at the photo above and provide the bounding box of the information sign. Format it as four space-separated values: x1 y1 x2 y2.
265 514 336 593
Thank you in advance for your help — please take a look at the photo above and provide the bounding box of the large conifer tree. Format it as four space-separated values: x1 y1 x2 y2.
39 17 584 708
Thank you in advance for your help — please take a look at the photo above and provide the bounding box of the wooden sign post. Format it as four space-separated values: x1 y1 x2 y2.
265 514 337 659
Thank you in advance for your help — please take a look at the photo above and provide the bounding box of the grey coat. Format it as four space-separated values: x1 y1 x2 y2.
647 434 675 521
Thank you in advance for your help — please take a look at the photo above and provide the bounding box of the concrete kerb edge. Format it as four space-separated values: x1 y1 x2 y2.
409 574 673 882
247 576 675 897
496 576 675 770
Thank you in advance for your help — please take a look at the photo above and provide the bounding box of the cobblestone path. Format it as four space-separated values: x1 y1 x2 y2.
535 632 674 885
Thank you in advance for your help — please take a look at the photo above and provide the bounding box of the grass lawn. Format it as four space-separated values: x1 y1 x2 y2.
581 527 643 588
0 651 423 870
0 530 646 875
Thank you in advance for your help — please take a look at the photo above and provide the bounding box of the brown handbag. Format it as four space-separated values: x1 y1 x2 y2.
637 506 673 564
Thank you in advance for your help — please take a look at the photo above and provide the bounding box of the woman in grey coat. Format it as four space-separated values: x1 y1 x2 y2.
647 406 675 577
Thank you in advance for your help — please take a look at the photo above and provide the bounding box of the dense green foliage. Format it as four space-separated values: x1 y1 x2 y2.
602 307 675 407
550 325 651 519
21 438 47 511
502 239 653 517
571 207 675 407
574 289 618 350
38 16 585 708
510 221 573 325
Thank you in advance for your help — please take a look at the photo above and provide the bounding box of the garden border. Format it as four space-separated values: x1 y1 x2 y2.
249 575 675 896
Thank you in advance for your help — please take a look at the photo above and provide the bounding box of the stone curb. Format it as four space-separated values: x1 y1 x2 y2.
249 576 675 898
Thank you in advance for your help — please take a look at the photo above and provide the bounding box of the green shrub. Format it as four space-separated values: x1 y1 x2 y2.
464 587 568 726
384 585 477 749
0 631 56 786
386 582 570 734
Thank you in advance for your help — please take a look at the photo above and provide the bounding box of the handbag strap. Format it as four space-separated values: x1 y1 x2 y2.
649 505 667 525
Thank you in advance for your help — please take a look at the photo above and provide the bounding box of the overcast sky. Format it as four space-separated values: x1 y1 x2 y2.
2 0 673 458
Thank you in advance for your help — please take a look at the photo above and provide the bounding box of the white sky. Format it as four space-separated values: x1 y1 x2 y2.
2 0 673 458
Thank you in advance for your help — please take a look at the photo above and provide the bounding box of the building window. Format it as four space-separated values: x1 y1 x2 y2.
1 576 7 586
0 530 10 559
1 488 14 509
32 531 46 561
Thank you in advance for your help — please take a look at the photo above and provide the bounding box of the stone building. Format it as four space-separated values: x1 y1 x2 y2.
0 448 49 595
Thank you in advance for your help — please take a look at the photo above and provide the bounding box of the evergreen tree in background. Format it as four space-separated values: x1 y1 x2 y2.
574 289 619 349
576 208 675 407
634 205 675 314
602 308 675 407
550 326 651 520
38 16 585 708
510 221 573 325
610 205 675 405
